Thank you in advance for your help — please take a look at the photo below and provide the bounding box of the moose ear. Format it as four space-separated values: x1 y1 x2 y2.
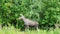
20 14 22 15
20 14 24 16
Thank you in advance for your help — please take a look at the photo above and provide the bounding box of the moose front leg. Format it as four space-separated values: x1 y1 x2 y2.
25 25 29 31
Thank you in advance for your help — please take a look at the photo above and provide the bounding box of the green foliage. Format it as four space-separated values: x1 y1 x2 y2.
0 0 60 29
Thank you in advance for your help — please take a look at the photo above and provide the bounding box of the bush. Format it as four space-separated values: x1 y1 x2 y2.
0 0 60 29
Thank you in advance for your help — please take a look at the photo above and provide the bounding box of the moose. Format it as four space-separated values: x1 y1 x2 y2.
18 14 39 31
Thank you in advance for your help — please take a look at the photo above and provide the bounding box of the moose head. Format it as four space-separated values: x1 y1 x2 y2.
18 14 25 20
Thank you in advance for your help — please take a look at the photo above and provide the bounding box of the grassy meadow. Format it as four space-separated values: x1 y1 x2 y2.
0 26 60 34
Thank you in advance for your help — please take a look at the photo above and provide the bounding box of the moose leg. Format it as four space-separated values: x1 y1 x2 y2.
35 25 39 31
25 25 29 31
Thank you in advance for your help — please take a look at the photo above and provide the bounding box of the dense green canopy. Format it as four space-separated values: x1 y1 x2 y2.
0 0 60 29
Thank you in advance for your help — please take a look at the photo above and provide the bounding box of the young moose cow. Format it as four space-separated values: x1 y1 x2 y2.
18 14 39 31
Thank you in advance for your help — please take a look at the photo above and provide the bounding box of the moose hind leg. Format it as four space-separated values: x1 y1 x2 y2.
35 25 39 31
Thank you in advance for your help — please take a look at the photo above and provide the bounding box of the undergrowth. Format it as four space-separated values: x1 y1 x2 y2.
0 26 60 34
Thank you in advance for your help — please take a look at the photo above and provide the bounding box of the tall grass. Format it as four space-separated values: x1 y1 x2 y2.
0 26 60 34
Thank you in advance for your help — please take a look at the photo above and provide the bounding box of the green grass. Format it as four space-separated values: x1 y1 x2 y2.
0 26 60 34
